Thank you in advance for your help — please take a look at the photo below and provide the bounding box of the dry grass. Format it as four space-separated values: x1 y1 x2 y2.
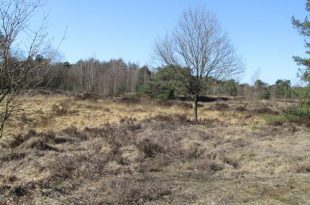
0 93 309 204
2 94 264 137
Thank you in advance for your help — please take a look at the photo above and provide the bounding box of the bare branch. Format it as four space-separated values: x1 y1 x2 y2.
153 7 244 121
0 0 53 137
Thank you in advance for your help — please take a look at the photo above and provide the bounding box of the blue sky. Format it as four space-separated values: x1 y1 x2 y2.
39 0 307 85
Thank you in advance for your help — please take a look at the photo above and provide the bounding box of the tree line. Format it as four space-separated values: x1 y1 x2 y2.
38 58 151 96
37 58 296 102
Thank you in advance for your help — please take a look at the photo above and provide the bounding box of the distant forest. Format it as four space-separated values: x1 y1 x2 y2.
34 57 295 101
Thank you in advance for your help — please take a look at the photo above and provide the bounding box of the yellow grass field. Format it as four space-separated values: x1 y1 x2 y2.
4 94 263 136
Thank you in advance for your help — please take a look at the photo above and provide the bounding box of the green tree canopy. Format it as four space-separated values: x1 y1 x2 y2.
138 65 188 99
275 79 291 99
292 0 310 84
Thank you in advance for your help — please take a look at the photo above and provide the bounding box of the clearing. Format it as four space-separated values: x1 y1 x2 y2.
0 92 309 204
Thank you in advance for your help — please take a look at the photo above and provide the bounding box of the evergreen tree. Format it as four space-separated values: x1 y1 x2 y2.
292 0 310 84
138 65 187 100
275 79 291 100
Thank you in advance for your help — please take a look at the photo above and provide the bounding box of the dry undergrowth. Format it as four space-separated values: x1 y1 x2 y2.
2 94 265 137
0 93 309 204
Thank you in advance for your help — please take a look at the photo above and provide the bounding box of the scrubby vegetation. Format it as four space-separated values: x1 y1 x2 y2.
0 93 309 204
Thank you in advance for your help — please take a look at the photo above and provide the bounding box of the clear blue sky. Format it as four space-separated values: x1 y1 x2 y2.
39 0 307 85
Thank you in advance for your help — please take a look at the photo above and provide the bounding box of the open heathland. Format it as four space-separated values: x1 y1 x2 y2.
0 93 309 204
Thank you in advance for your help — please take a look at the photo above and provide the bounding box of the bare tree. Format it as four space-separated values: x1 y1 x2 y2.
154 7 243 121
0 0 52 137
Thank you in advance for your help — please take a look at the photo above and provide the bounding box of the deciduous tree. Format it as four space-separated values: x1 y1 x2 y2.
0 0 52 137
154 7 243 121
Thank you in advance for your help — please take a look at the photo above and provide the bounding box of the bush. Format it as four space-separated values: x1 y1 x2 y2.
264 103 310 126
119 95 141 104
191 159 224 173
259 89 271 100
263 114 287 126
136 138 165 158
285 106 310 120
296 163 310 173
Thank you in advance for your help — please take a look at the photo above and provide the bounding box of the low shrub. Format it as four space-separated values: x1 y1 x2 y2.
137 138 165 158
106 177 172 204
222 155 239 168
296 164 310 173
285 105 310 122
119 95 141 104
263 114 287 126
264 104 310 126
209 103 229 111
191 159 224 173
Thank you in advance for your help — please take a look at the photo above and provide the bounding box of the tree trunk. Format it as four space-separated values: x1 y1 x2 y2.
299 97 303 125
193 95 198 123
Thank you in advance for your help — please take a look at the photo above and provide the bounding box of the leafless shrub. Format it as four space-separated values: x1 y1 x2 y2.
51 104 68 116
9 129 37 148
152 114 173 122
287 125 298 133
106 177 172 205
131 108 146 112
296 163 310 173
75 92 98 100
230 138 249 148
205 147 227 160
249 105 279 115
103 107 111 112
39 115 55 127
0 180 38 203
120 117 137 124
83 104 102 110
0 151 26 162
197 118 227 127
174 113 191 123
119 117 142 132
184 143 205 159
222 155 239 168
61 126 87 141
107 141 122 163
137 138 165 158
19 113 34 124
210 103 229 111
152 113 190 124
47 154 81 181
191 159 224 173
234 105 247 112
138 154 172 173
54 136 73 144
175 101 194 109
154 100 175 107
155 100 198 110
252 126 285 138
10 185 28 197
119 96 141 104
51 100 77 116
205 147 240 169
198 131 215 141
19 137 58 151
83 127 106 138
